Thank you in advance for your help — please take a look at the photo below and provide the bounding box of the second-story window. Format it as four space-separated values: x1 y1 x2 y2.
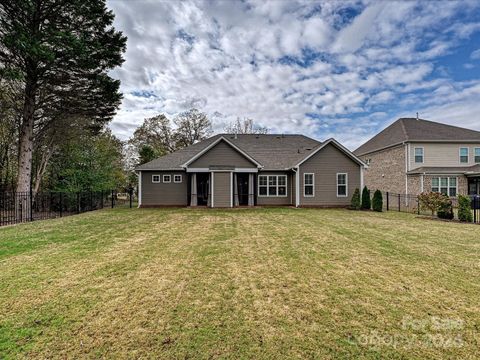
414 147 424 163
460 147 469 163
475 148 480 163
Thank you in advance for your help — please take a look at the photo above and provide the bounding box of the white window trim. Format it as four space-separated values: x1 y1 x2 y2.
152 174 161 183
174 174 182 183
303 173 315 197
459 147 469 164
431 176 457 196
475 147 480 163
163 174 171 183
414 147 424 163
336 173 348 198
258 175 288 197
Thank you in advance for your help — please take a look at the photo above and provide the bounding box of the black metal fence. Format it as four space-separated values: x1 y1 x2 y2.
381 191 480 223
0 190 134 227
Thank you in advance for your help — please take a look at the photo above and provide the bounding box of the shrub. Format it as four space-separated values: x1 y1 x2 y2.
458 195 473 222
372 190 383 212
418 192 449 216
437 196 454 220
361 186 371 210
350 188 361 210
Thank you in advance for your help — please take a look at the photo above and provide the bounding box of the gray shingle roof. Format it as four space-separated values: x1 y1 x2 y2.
136 134 322 171
407 164 480 175
355 118 480 156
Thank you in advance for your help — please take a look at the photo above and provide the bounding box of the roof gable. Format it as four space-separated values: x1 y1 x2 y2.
355 118 480 156
185 137 261 168
296 138 367 168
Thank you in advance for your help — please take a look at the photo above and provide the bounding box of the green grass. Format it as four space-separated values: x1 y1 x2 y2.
0 208 479 359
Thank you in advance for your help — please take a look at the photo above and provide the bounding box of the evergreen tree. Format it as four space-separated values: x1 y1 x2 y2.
0 0 127 194
372 190 383 212
350 188 361 210
361 186 371 210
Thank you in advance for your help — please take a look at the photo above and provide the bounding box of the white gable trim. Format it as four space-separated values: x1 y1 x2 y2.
294 138 368 168
181 136 263 168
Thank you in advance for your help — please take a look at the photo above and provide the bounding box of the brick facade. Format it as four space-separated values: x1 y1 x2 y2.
362 145 470 196
362 145 406 194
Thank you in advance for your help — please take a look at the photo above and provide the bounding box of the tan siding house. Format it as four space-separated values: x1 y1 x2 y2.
355 118 480 196
136 134 366 208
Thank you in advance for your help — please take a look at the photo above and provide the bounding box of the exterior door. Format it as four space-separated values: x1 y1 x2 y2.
197 173 210 205
468 178 480 195
237 173 249 206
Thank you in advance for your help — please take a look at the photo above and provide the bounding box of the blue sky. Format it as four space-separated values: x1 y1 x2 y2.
107 0 480 149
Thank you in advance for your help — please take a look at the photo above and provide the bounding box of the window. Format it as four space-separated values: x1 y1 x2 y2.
152 175 161 183
432 177 457 196
460 147 469 163
337 173 348 197
475 148 480 163
174 175 182 183
304 173 314 197
258 175 287 197
414 147 424 163
163 175 171 183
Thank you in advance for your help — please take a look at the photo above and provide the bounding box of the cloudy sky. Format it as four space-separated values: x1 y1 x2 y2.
107 0 480 149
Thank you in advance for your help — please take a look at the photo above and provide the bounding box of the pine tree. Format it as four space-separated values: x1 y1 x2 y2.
0 0 127 195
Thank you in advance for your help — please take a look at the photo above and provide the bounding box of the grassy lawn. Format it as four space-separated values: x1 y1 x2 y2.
0 208 479 359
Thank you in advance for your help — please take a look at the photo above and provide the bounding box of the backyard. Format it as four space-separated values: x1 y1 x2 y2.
0 208 479 359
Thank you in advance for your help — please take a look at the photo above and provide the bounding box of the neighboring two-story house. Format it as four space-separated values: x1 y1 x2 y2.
354 118 480 196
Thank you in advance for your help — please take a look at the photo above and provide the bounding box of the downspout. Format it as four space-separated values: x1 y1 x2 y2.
293 167 300 207
137 171 142 208
405 142 409 195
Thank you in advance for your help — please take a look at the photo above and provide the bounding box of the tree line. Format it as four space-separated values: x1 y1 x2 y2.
0 0 268 195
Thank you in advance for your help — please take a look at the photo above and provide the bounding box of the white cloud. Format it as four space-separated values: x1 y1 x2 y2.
471 49 480 60
106 0 480 148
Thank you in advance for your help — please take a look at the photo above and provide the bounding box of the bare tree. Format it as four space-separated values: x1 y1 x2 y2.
224 117 268 134
173 108 212 147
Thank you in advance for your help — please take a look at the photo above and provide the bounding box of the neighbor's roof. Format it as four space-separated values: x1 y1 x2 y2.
354 118 480 156
136 134 322 171
407 164 480 175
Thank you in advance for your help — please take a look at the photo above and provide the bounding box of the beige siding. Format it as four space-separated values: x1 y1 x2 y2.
256 172 293 206
141 171 187 206
362 145 406 194
190 140 256 168
409 142 480 170
212 172 232 207
299 143 361 206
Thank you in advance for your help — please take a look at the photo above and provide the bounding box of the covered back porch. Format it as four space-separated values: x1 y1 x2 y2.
187 169 256 208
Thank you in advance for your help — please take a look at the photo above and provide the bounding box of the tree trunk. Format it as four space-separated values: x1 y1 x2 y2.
16 82 36 194
15 81 36 221
33 146 53 196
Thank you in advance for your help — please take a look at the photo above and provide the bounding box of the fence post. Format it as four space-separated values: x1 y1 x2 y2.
398 194 401 212
60 193 63 217
386 192 389 211
111 190 114 209
77 192 80 214
101 190 103 209
129 188 133 209
29 187 33 222
417 196 420 215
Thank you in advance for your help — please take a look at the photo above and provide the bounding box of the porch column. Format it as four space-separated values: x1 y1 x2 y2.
234 173 239 207
190 173 197 206
207 172 212 207
248 173 254 206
